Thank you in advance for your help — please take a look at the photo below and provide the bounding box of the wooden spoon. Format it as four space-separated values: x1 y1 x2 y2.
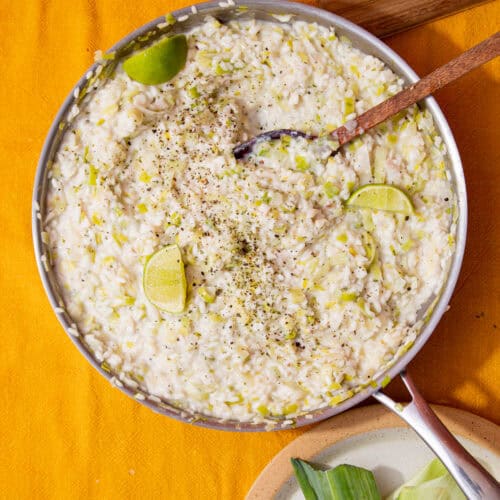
233 31 499 159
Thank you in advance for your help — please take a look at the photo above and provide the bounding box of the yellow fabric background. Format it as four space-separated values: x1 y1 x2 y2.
1 1 498 498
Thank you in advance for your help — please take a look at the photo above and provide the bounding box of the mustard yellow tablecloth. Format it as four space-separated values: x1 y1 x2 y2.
1 1 498 498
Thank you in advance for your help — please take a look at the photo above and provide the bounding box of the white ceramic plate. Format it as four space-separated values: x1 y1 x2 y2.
247 405 499 499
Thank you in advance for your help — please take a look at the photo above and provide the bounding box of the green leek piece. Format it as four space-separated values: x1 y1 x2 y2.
369 259 382 281
386 459 465 500
295 155 310 172
324 182 339 199
88 164 98 186
373 146 387 183
291 459 381 500
362 232 376 267
340 292 357 302
197 286 215 304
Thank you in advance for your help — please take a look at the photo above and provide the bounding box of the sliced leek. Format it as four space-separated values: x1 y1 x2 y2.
291 459 381 500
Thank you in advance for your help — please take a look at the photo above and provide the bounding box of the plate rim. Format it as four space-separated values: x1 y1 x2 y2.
246 404 499 499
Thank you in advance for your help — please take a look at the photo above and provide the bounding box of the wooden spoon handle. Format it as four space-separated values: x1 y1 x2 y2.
332 31 500 145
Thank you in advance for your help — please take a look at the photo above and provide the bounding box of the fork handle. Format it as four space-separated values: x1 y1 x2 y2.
373 371 500 499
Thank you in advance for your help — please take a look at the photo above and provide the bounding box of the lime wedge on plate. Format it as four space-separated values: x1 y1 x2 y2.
346 184 413 215
143 244 186 313
123 34 188 85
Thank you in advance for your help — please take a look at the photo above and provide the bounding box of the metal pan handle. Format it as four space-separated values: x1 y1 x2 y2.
373 371 500 499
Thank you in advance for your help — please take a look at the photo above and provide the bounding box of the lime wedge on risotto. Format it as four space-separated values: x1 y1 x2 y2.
143 244 186 313
123 34 188 85
346 184 413 215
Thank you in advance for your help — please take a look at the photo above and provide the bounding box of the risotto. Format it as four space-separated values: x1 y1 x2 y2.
43 16 456 423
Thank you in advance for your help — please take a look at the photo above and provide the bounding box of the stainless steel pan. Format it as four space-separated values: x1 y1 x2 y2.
32 2 499 497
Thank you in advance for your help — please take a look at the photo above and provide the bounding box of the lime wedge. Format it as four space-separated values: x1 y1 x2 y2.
346 184 413 215
143 244 186 313
123 34 188 85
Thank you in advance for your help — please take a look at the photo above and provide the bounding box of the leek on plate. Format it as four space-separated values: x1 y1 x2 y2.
386 458 465 500
291 457 467 500
291 458 381 500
